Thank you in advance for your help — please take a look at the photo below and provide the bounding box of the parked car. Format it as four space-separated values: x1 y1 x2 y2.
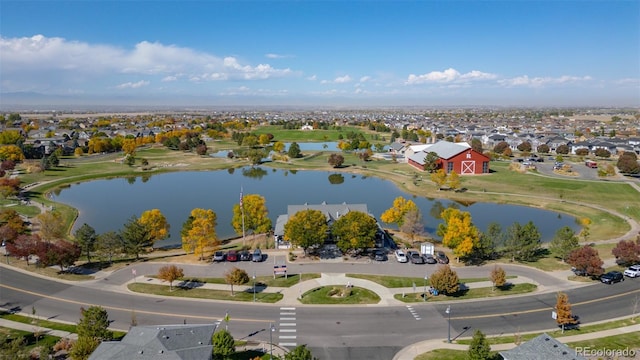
423 254 437 264
239 250 251 261
571 267 588 277
252 248 263 262
395 250 408 263
623 265 640 278
226 250 238 262
213 251 225 262
436 251 449 264
409 252 425 264
600 271 624 284
373 249 387 262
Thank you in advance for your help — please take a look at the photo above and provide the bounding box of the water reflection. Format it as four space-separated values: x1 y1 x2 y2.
51 167 580 248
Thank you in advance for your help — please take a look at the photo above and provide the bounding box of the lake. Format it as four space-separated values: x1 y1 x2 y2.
50 167 579 248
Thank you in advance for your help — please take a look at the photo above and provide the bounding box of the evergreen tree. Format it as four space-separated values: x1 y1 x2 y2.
285 344 318 360
212 329 235 359
467 329 491 360
549 226 579 262
74 223 97 264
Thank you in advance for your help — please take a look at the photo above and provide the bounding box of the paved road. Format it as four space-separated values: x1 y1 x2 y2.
2 256 640 360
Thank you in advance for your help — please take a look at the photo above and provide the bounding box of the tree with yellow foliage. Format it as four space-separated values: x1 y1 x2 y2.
0 145 25 162
437 208 480 261
122 138 137 156
139 209 170 245
447 171 461 191
231 194 272 238
380 196 418 228
430 169 447 189
579 217 591 242
181 208 218 260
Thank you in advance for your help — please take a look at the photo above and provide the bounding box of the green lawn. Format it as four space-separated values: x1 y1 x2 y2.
299 286 381 304
346 274 516 288
178 273 321 288
395 283 537 303
127 283 283 303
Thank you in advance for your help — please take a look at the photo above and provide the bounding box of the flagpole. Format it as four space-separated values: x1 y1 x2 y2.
241 186 245 247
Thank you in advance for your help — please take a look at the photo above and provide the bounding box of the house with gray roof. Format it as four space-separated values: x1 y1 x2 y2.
88 323 217 360
499 333 586 360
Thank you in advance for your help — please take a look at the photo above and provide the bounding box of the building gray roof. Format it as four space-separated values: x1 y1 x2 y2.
273 202 370 236
499 333 586 360
88 324 217 360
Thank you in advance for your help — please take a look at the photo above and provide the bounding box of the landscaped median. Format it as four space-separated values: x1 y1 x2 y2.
126 273 321 303
299 286 381 304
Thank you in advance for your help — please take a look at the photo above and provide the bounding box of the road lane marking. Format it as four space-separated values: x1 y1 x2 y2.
279 342 297 347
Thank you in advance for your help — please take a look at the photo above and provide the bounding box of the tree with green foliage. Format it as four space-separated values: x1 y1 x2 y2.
429 265 459 295
285 344 318 360
549 226 580 262
284 209 328 255
504 221 541 262
537 144 550 153
95 231 122 264
331 211 378 254
423 151 440 172
556 144 570 154
212 329 235 359
69 336 100 360
120 215 151 260
224 267 249 296
467 329 491 360
70 306 113 358
471 138 483 153
288 142 301 158
74 223 97 264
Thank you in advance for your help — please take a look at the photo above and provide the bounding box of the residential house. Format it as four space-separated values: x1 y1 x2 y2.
88 323 218 360
499 333 586 360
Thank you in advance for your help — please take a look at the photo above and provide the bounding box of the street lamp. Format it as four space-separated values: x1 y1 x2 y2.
253 272 256 302
445 305 451 343
423 274 428 302
269 322 276 359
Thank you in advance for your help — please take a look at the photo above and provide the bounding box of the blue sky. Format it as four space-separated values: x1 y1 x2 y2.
1 1 639 107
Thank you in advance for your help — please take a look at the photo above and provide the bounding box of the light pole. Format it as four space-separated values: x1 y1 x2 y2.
253 272 256 302
269 322 276 359
445 305 451 343
423 274 428 302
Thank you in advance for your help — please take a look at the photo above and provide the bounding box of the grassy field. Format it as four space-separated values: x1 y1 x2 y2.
346 274 516 288
178 273 321 288
395 283 537 303
299 285 381 304
127 283 284 303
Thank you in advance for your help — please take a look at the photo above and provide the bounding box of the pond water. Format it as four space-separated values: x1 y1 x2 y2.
50 167 579 248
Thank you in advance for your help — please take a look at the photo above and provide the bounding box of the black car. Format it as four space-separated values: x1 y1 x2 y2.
600 271 624 284
239 250 251 261
409 252 425 264
373 250 387 261
436 251 449 264
423 254 437 264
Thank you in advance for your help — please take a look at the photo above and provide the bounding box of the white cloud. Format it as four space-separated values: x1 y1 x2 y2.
498 75 592 88
265 53 293 59
406 68 497 85
359 76 371 83
0 34 295 93
116 80 150 89
306 75 317 81
334 75 352 84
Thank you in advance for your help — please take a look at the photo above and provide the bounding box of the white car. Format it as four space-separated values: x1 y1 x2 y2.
623 265 640 278
395 250 408 263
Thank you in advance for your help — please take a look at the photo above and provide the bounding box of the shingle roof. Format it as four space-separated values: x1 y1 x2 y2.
88 324 217 360
499 333 586 360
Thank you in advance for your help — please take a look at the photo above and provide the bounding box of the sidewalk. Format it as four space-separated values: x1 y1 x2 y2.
0 317 78 340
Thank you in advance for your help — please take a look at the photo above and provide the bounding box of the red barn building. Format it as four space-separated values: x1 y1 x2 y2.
406 141 490 175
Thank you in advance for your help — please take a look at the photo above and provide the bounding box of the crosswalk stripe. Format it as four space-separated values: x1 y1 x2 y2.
279 335 297 339
279 329 296 333
280 312 296 316
280 317 296 321
280 323 296 326
279 342 297 347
